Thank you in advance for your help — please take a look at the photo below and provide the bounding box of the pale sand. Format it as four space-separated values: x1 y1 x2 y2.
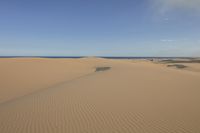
0 58 200 133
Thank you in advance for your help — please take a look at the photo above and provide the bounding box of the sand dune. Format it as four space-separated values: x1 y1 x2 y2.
0 58 200 133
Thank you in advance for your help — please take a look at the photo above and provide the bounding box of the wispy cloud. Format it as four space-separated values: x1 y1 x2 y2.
164 18 169 21
160 39 175 42
151 0 200 14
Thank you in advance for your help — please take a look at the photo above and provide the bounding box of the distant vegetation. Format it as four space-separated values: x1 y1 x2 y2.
159 59 200 64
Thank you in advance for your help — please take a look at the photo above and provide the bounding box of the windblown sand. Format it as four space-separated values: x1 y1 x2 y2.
0 58 200 133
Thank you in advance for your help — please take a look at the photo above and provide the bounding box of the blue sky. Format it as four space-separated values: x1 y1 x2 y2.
0 0 200 56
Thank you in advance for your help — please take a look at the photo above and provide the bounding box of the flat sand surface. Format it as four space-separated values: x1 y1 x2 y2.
0 58 200 133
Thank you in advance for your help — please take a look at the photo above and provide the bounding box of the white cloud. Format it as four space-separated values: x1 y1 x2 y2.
151 0 200 13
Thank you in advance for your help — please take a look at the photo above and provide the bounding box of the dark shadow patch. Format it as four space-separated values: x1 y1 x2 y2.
95 67 111 72
167 64 187 69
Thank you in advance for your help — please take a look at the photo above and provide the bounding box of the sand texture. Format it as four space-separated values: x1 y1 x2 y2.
0 58 200 133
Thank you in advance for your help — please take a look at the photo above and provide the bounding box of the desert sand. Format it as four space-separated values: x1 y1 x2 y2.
0 57 200 133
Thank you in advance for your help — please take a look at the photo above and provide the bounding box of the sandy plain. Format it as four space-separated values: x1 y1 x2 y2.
0 57 200 133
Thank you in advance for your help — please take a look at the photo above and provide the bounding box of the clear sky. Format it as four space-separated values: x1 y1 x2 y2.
0 0 200 57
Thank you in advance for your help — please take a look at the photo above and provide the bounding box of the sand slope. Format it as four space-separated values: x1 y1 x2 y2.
0 58 200 133
0 58 96 103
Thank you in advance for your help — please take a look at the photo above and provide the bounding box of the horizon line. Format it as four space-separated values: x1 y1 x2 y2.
0 56 199 58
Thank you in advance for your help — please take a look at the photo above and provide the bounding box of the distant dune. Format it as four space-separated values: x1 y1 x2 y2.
0 58 200 133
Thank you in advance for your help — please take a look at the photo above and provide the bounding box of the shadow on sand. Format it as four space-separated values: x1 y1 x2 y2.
95 67 111 72
167 64 187 69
